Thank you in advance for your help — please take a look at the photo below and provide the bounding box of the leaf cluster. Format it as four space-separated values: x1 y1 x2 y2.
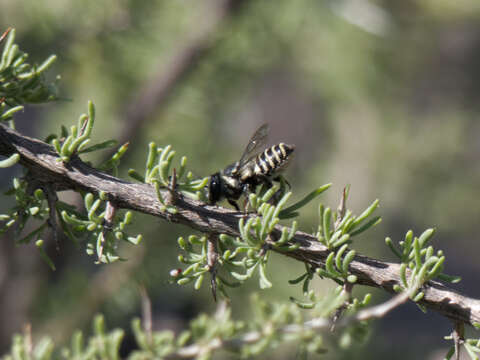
386 229 460 302
316 196 380 250
50 101 101 163
0 28 58 107
61 192 142 263
173 188 300 296
128 142 208 212
2 294 354 360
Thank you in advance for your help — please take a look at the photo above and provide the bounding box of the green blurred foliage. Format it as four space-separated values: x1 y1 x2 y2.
2 0 480 359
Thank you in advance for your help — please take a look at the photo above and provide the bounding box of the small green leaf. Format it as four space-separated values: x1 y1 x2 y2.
385 237 401 259
259 261 272 289
346 275 357 283
78 139 117 154
279 183 331 218
350 199 380 229
335 244 348 273
36 54 57 73
342 250 356 274
330 233 351 248
289 296 315 309
127 170 144 183
325 252 341 278
194 274 204 290
418 228 436 248
127 235 142 245
412 291 424 302
0 105 23 121
288 272 309 285
0 153 20 167
36 239 56 270
177 277 194 285
17 223 47 244
437 273 461 283
349 216 381 237
399 263 408 288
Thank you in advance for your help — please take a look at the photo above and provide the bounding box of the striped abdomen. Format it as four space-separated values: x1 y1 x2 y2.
248 143 294 179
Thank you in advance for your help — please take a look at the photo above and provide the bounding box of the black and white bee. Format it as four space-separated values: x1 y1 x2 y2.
208 124 295 210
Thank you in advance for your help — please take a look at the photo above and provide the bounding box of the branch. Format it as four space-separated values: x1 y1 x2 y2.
1 123 480 327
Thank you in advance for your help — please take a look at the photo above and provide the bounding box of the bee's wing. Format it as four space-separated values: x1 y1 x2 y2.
238 123 269 168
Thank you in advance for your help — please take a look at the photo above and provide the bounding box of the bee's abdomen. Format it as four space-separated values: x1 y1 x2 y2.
253 143 294 177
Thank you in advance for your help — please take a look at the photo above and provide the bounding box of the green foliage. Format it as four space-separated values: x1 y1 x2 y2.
129 142 208 213
35 239 56 271
98 142 130 177
444 334 480 360
61 315 124 360
49 101 118 163
0 178 48 237
3 332 54 360
3 294 377 360
0 153 20 168
316 197 381 250
0 104 23 124
2 316 124 360
386 229 460 302
0 179 142 266
172 235 217 291
61 192 142 263
290 268 371 316
241 186 299 252
316 244 358 284
173 189 299 295
278 183 332 219
0 28 58 108
285 188 381 296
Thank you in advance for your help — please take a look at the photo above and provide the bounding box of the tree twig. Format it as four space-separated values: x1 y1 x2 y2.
1 123 480 327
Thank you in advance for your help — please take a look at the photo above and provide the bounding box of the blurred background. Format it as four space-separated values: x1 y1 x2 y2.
1 0 480 358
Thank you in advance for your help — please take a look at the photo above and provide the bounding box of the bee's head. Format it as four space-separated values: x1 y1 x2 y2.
208 172 222 204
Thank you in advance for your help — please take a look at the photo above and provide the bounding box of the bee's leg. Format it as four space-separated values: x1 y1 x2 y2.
243 197 250 213
268 176 287 204
228 199 240 211
258 176 273 190
274 175 291 189
242 183 255 213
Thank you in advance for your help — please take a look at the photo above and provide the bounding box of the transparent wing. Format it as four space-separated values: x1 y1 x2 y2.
238 123 269 167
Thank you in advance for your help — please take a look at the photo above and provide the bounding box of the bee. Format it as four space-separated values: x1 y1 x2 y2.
208 124 295 211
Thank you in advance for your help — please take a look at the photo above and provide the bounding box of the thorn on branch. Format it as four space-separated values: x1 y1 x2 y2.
0 27 12 43
139 285 153 346
44 185 60 251
99 200 116 262
207 234 219 302
335 185 348 230
452 320 464 360
24 323 32 357
163 168 178 210
330 281 354 332
77 116 89 139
